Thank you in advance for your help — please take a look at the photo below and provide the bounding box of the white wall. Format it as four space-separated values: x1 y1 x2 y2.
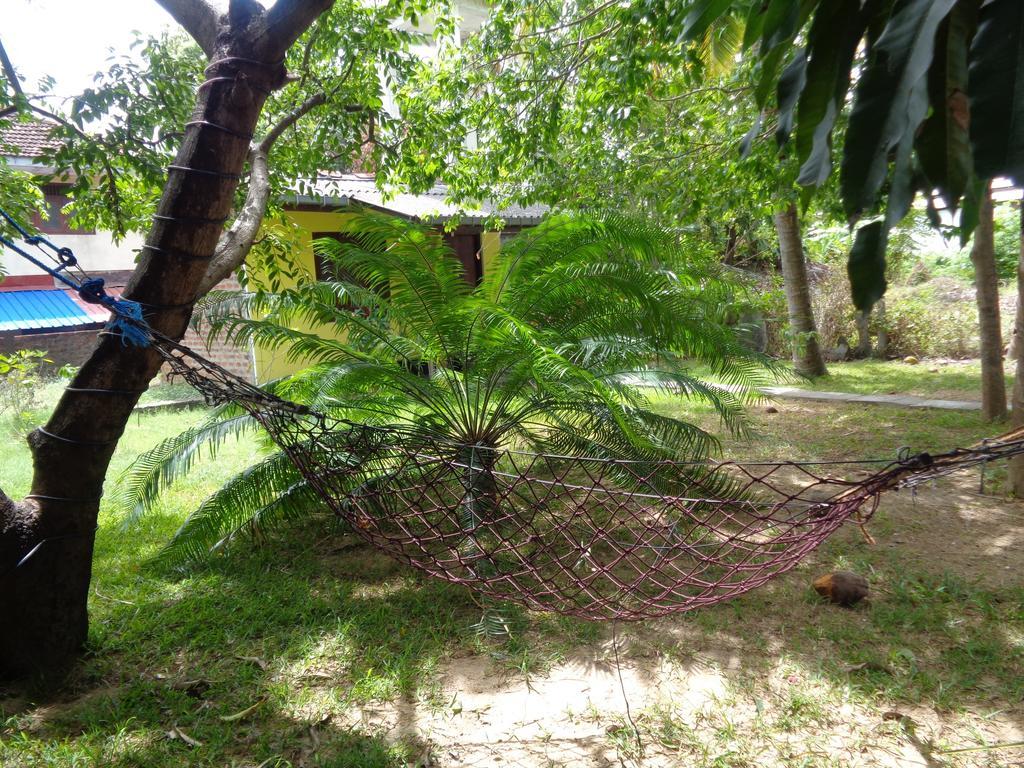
1 230 143 278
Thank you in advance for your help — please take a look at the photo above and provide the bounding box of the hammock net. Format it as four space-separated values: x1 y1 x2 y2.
158 338 1024 621
7 209 1024 619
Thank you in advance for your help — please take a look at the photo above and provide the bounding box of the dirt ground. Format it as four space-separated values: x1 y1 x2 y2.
296 474 1024 768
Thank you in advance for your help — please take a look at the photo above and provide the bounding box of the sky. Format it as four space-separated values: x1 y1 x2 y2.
3 0 208 99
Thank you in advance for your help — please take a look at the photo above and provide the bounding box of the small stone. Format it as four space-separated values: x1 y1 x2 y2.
903 356 919 365
928 367 939 373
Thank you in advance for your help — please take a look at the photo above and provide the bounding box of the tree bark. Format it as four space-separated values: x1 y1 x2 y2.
0 0 334 679
872 298 888 359
854 310 872 358
970 182 1007 422
774 203 827 377
1009 204 1024 495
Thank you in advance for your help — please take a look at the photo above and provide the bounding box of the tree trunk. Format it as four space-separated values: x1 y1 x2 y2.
774 203 828 377
970 182 1007 422
0 0 333 679
1009 203 1024 495
873 298 888 359
854 310 872 358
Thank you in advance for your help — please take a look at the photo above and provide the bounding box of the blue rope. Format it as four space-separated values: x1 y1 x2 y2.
0 209 151 348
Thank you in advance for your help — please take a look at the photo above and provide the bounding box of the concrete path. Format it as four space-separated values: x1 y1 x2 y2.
758 386 980 411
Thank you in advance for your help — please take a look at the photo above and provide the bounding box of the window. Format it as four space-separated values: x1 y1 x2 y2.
31 184 92 235
312 232 382 314
443 231 483 285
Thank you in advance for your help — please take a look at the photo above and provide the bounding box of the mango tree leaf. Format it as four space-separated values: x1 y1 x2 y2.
795 0 866 186
958 174 985 246
760 0 801 51
916 0 978 210
847 221 888 312
840 0 958 222
775 48 807 148
739 111 764 159
969 0 1024 184
888 80 930 227
742 0 768 50
680 0 735 43
753 44 786 109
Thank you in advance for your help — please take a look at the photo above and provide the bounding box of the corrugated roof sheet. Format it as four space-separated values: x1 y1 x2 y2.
0 119 62 158
0 289 98 332
289 173 548 226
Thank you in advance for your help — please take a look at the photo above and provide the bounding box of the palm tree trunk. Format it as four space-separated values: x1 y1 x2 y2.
1009 204 1024 495
774 203 828 377
0 0 333 678
970 182 1007 422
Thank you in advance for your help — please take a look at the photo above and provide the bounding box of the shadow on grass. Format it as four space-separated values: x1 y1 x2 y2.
2 472 1022 766
1 519 480 768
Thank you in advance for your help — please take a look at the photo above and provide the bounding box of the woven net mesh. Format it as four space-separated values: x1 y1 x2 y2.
158 338 1024 620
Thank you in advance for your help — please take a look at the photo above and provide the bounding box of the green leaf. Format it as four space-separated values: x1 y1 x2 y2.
775 48 807 149
754 44 787 109
958 174 985 247
795 0 865 186
680 0 735 42
759 0 800 51
968 0 1024 184
916 0 979 210
840 0 958 221
888 80 930 227
738 111 764 159
742 1 768 50
847 221 888 312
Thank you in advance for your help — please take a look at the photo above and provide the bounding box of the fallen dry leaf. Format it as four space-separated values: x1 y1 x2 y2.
219 698 266 722
165 725 203 747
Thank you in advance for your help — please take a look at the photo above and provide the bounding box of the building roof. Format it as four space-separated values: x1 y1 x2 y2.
0 119 62 158
0 288 101 332
288 173 548 227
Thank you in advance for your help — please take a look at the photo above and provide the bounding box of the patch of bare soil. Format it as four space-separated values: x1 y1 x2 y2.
333 644 1021 767
327 472 1023 767
866 473 1023 588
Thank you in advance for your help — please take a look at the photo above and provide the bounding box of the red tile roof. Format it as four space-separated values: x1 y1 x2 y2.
0 119 62 158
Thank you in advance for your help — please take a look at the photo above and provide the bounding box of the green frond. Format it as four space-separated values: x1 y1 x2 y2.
136 209 783 563
154 450 326 568
112 409 258 527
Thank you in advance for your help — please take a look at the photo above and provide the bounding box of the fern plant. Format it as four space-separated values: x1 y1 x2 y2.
116 211 782 566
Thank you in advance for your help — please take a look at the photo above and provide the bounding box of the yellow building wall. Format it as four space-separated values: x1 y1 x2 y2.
251 209 354 382
250 210 509 383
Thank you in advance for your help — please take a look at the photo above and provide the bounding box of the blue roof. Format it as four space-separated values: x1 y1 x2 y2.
0 290 97 332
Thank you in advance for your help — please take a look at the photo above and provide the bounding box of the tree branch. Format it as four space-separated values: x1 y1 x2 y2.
0 36 26 119
198 90 329 293
0 36 22 98
154 0 219 58
261 0 336 59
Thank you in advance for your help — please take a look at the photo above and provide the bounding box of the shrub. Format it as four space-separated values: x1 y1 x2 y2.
0 349 51 434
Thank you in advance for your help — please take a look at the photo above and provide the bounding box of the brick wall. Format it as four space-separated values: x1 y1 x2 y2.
1 277 256 382
0 328 101 369
160 275 255 383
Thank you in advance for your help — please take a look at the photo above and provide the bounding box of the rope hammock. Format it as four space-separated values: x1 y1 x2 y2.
4 212 1024 619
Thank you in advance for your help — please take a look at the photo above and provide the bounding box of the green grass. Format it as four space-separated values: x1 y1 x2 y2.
690 357 1006 402
797 359 1009 402
2 375 1022 767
